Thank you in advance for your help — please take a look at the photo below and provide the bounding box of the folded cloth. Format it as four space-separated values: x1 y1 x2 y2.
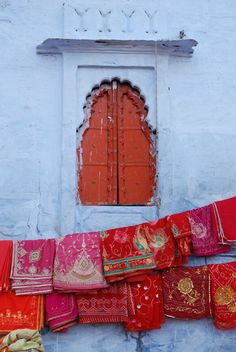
76 282 135 324
162 266 211 320
45 291 78 332
0 241 13 292
141 217 188 270
167 212 192 257
188 205 231 256
124 273 165 332
208 261 236 330
0 291 44 334
11 239 55 295
53 232 108 292
0 329 44 352
100 224 156 283
210 196 236 244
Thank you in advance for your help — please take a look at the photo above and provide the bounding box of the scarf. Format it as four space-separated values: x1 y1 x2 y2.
162 266 211 319
0 329 44 352
53 232 108 292
0 241 13 292
208 261 236 330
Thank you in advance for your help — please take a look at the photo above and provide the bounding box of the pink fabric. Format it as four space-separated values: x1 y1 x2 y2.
45 291 78 332
188 205 231 256
53 232 108 292
11 239 55 295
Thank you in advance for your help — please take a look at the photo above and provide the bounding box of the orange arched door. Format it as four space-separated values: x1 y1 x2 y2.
77 81 156 205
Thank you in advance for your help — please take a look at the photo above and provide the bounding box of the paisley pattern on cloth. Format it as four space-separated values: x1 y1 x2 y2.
53 232 108 292
45 291 78 332
162 266 211 319
10 239 55 295
124 272 165 332
100 224 156 283
76 282 135 324
208 261 236 330
0 291 44 334
188 205 230 256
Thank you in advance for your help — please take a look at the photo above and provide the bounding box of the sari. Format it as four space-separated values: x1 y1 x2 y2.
210 196 236 243
167 212 192 258
0 241 13 292
100 224 156 283
53 232 108 292
208 261 236 330
0 329 44 352
141 217 188 270
0 291 44 334
45 292 78 332
162 266 211 319
76 282 135 324
11 239 55 295
124 273 165 332
188 205 231 256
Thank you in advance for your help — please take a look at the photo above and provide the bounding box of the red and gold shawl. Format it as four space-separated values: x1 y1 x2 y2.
100 224 156 283
11 239 55 295
208 261 236 330
53 232 108 292
124 273 165 332
76 282 135 324
211 196 236 244
45 292 78 332
162 266 211 320
0 241 12 292
188 205 230 256
0 291 44 334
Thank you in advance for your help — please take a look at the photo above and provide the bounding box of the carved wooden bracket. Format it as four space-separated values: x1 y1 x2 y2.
37 38 198 57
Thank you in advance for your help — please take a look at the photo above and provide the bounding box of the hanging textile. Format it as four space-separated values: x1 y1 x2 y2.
188 205 231 256
53 232 108 292
124 272 165 332
0 291 44 334
162 266 211 320
208 261 236 330
166 212 192 258
211 196 236 244
76 282 135 324
0 329 44 352
0 241 13 292
100 224 156 283
10 239 55 295
141 218 188 270
45 292 78 332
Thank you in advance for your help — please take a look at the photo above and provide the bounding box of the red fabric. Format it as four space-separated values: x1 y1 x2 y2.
45 291 78 332
76 282 134 324
211 196 236 244
124 273 165 332
141 217 188 270
0 241 12 292
188 205 230 256
0 291 44 334
208 261 236 330
167 211 192 257
162 266 211 320
100 224 156 283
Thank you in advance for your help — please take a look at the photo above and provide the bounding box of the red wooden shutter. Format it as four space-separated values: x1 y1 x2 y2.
78 81 156 205
117 83 156 204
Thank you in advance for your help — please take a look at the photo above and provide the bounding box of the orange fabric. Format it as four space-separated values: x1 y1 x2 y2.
0 291 44 334
209 261 236 330
0 241 13 292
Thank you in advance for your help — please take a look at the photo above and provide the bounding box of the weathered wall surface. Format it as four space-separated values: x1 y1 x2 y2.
0 0 236 351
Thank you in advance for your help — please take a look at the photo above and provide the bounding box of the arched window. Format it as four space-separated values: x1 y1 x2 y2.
77 80 156 205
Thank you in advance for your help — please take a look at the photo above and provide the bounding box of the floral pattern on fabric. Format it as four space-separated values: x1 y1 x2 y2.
162 266 211 319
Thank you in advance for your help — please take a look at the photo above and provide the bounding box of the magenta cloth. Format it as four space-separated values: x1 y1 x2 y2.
46 291 78 332
53 232 108 292
188 205 230 256
11 239 55 295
